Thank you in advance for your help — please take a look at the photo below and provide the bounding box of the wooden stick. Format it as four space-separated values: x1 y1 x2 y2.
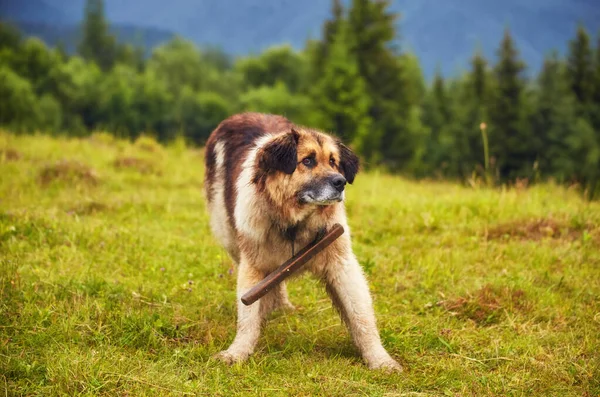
241 223 344 306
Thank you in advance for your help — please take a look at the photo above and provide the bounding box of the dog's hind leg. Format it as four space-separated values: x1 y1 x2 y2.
214 259 278 364
272 281 295 311
318 256 402 372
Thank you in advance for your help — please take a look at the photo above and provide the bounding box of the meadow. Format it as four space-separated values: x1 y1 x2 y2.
1 130 599 396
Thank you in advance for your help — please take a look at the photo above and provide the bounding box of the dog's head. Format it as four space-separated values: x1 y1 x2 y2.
255 128 359 207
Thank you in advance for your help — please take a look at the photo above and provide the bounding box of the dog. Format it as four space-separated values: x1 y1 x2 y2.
203 112 401 371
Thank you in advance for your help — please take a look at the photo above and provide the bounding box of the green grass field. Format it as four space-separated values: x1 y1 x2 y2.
1 130 599 396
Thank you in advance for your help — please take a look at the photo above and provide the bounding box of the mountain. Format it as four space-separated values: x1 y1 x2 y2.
1 0 599 79
13 20 175 54
0 0 174 53
394 0 600 77
0 0 71 24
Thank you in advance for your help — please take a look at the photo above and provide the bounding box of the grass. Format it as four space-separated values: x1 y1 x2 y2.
1 130 599 396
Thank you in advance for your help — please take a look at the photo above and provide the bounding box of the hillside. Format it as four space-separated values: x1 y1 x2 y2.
1 0 599 78
2 130 600 395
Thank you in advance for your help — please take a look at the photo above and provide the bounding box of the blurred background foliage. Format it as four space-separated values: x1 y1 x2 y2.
1 0 600 198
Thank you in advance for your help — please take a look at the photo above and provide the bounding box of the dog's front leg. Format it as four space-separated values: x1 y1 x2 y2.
215 260 275 364
322 255 402 372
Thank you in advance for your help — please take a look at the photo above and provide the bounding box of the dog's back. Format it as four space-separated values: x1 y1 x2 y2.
203 112 292 262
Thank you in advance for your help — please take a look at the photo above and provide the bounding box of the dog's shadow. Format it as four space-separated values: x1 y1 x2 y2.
206 294 369 366
254 308 362 363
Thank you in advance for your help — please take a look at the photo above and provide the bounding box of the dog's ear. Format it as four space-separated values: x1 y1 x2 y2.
337 141 360 184
258 129 300 175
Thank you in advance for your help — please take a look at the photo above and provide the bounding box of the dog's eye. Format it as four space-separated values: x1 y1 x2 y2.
329 158 336 167
302 157 315 167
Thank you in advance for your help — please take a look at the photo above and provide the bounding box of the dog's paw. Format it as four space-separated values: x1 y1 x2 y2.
213 350 249 365
272 297 296 312
368 357 404 373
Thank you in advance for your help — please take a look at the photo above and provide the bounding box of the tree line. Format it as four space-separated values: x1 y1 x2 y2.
1 0 600 198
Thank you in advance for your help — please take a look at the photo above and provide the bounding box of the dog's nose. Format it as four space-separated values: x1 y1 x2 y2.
331 175 347 192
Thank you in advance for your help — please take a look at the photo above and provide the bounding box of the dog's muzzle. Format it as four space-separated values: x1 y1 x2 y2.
298 174 347 205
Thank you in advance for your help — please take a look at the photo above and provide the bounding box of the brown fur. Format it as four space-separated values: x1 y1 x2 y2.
205 113 293 230
203 112 401 371
204 112 355 236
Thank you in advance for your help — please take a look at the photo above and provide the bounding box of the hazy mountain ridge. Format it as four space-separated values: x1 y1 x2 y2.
13 20 175 54
1 0 599 79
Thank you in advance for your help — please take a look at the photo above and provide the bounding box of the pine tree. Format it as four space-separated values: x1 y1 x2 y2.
592 32 600 132
346 0 414 170
489 28 536 180
421 70 451 175
567 25 594 115
312 22 374 160
311 0 344 77
564 26 599 198
586 31 600 198
428 71 487 181
471 50 488 104
456 50 491 179
77 0 117 71
432 71 451 122
532 52 580 181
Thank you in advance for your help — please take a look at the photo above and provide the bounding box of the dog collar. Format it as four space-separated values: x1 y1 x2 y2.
282 224 327 258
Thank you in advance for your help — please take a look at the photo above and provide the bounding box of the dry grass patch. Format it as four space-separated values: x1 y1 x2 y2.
441 284 530 326
113 156 162 175
486 218 592 241
39 159 99 186
0 148 21 161
66 201 112 216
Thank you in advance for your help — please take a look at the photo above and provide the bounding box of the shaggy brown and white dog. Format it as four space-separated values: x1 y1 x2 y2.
203 112 401 371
